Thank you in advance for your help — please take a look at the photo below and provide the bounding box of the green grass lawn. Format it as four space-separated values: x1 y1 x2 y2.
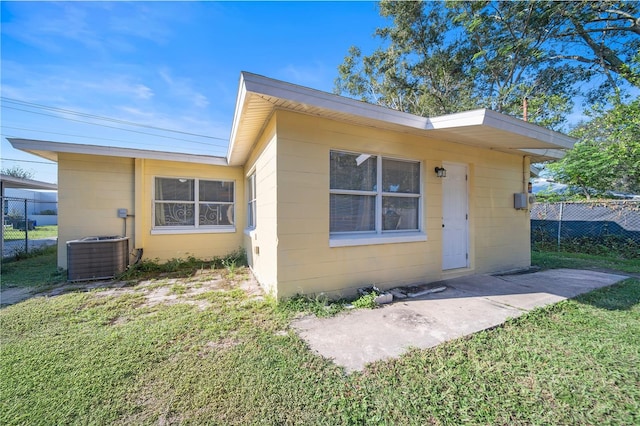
532 249 640 274
2 225 58 242
1 246 64 288
1 251 638 424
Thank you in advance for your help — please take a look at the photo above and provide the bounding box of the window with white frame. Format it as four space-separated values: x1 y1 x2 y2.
154 177 234 229
247 172 256 229
330 150 421 235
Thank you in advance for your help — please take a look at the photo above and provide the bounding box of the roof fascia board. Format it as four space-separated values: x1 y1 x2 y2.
429 109 575 149
517 147 566 160
530 165 541 177
0 174 57 190
240 72 432 130
226 73 250 163
428 109 488 128
9 138 228 166
480 109 575 149
233 73 575 155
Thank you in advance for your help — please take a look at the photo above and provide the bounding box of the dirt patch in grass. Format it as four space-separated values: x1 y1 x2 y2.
1 267 264 311
98 268 263 313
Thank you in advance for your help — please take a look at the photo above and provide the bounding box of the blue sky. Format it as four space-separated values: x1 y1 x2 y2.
1 1 387 183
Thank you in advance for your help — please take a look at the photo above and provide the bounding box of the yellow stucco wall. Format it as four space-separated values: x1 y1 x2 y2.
243 116 279 296
57 153 244 270
57 153 135 269
269 110 531 299
138 159 244 262
57 109 530 298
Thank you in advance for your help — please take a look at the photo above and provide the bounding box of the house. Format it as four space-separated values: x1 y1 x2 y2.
9 72 575 299
3 187 58 225
1 174 58 256
1 175 58 221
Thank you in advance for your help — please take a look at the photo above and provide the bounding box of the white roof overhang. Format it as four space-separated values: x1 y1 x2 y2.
0 174 57 190
227 72 575 165
8 138 227 166
9 73 575 170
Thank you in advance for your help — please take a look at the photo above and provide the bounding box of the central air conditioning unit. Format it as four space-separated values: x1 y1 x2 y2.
67 236 129 281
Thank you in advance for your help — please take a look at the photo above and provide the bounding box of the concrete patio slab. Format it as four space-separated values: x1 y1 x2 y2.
292 268 629 372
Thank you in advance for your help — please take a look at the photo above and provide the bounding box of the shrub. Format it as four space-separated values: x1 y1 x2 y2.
351 292 378 309
532 234 640 259
118 248 248 281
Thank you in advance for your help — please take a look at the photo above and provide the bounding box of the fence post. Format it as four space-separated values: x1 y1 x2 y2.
557 202 564 250
1 194 4 257
24 198 28 254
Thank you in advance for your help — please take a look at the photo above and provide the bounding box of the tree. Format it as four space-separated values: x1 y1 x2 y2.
336 1 478 118
551 0 640 96
1 165 34 180
336 1 639 127
547 98 640 197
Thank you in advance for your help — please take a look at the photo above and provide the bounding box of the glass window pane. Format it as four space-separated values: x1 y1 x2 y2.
382 159 420 194
248 175 256 200
330 151 377 191
200 180 234 202
248 201 256 228
156 178 194 201
199 203 234 226
330 194 375 232
247 174 256 228
155 203 194 226
382 197 419 230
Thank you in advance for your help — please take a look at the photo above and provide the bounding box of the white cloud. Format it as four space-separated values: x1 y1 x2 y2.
133 84 154 100
279 62 331 90
157 67 210 109
1 2 176 56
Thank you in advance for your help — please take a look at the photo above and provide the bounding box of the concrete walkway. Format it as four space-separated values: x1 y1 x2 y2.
292 269 629 372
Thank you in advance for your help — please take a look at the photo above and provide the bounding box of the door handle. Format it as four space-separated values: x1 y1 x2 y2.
442 224 445 228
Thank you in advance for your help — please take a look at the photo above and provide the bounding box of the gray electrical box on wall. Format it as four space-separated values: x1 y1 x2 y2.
514 193 528 210
117 208 128 218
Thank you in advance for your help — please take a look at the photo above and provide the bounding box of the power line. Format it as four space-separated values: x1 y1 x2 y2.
1 125 228 151
0 132 225 157
0 158 57 165
1 97 229 142
2 105 230 147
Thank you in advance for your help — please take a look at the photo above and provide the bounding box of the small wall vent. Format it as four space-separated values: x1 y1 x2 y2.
67 236 129 281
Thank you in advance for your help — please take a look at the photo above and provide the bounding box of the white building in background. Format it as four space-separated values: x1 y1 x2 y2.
1 174 58 227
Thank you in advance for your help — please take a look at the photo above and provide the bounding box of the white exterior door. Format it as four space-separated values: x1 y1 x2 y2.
442 162 469 270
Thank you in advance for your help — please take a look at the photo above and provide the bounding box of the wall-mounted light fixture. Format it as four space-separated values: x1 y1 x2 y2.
434 167 447 178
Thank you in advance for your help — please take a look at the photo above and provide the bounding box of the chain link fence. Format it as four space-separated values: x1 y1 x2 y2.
531 200 640 257
2 196 58 258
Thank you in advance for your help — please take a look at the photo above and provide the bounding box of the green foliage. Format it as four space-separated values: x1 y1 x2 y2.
221 257 238 279
3 225 58 242
548 98 640 195
170 283 187 295
533 187 590 203
551 0 640 94
1 268 639 424
336 0 639 128
279 294 346 318
118 247 248 282
351 292 378 309
1 245 64 287
336 1 479 118
531 250 640 274
533 234 640 260
0 165 34 180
